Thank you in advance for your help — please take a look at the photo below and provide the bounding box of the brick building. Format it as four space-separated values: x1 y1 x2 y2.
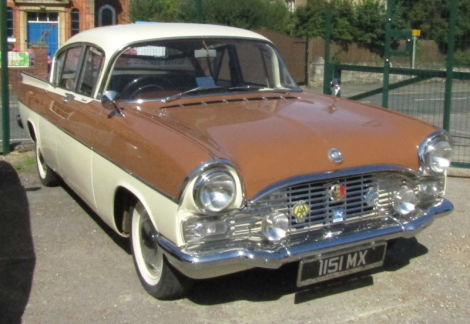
5 0 130 57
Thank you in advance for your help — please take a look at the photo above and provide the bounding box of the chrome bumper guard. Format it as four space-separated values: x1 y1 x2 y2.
159 199 453 279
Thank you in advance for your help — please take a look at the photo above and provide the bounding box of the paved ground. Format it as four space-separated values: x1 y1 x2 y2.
0 151 469 323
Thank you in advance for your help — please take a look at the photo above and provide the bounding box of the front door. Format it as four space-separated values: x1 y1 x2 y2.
27 12 59 58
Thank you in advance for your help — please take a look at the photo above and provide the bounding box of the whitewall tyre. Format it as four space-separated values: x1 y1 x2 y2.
35 142 59 187
130 201 190 299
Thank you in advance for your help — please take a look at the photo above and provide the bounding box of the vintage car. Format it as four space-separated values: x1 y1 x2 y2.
18 23 453 299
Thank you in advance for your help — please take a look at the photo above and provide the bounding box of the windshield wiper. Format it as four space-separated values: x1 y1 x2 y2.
162 87 226 103
162 85 295 103
228 85 293 94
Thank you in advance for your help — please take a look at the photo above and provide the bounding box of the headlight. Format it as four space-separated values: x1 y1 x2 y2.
194 170 236 213
419 132 453 175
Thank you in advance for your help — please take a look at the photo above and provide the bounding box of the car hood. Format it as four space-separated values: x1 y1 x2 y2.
148 92 436 199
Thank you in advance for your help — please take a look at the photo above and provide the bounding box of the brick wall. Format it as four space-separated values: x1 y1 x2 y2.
0 44 49 95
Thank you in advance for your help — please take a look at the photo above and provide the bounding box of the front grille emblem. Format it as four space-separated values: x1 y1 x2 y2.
328 148 343 163
332 208 345 223
329 184 346 202
292 201 310 223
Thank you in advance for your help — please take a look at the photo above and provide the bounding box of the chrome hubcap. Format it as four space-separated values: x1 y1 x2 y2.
139 215 160 276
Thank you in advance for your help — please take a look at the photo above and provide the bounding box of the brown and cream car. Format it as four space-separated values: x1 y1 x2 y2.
18 23 453 299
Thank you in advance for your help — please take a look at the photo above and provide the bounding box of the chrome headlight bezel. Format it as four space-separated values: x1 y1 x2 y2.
419 130 453 176
193 169 236 214
178 159 244 216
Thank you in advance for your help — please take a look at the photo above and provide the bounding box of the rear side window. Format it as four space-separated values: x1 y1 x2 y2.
55 45 104 97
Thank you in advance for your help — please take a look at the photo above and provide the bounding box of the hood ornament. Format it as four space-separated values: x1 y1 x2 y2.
328 148 343 163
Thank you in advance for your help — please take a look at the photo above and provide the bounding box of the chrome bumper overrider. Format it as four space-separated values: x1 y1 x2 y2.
160 199 453 279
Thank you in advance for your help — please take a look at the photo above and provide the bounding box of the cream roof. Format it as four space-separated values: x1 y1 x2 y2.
63 23 270 56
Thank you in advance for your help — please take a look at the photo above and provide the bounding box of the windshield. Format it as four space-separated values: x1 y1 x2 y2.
105 38 301 101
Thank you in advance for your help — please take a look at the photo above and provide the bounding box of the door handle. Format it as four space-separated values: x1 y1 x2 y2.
63 93 75 103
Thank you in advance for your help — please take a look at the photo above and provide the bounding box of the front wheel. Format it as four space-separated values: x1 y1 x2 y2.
36 142 59 187
130 201 190 300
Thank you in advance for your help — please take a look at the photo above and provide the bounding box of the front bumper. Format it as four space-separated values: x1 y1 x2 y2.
160 199 453 279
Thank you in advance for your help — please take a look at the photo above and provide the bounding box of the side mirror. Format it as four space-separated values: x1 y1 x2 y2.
101 91 124 117
101 90 119 110
330 78 341 97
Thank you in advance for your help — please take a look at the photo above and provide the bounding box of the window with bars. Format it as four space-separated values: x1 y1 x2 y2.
7 7 13 37
98 5 116 26
71 9 80 36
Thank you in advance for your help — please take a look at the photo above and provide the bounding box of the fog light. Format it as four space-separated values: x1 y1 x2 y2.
418 181 442 197
262 211 289 241
194 221 229 238
394 186 418 215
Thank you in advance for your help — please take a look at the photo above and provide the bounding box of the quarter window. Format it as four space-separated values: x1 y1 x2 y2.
56 46 83 91
77 47 104 96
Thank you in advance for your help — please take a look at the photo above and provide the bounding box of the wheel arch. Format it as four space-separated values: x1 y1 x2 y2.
27 121 37 143
110 181 178 243
114 186 139 236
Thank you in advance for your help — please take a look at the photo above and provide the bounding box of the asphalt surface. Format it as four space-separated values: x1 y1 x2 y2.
0 152 469 323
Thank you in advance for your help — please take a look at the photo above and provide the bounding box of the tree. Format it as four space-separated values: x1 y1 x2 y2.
353 0 386 55
290 0 357 44
289 0 327 37
130 0 182 22
193 0 291 32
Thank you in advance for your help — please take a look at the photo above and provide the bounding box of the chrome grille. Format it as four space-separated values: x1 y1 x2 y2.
183 172 427 248
253 174 401 234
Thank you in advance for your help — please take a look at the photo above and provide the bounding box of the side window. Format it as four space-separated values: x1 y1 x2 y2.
57 46 83 91
77 46 104 97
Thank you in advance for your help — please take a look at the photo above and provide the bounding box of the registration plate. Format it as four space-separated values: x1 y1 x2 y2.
297 243 387 287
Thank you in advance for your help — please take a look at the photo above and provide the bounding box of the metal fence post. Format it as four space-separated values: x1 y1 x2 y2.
195 0 203 23
382 0 393 109
322 5 332 95
443 0 458 132
1 0 11 155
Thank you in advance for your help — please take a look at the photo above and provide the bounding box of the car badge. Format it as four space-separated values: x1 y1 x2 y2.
332 208 345 223
292 201 310 223
329 184 346 202
328 148 343 163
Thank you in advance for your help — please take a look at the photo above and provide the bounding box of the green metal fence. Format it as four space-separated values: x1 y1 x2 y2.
1 3 11 154
323 0 470 168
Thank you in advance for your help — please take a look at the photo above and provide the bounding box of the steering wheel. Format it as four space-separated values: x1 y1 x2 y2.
121 75 172 100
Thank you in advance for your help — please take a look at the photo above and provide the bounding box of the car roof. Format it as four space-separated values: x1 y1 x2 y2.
63 23 270 55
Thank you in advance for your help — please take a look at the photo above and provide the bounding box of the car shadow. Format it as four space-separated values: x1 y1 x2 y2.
54 178 429 304
0 161 36 323
60 183 131 254
186 237 428 305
